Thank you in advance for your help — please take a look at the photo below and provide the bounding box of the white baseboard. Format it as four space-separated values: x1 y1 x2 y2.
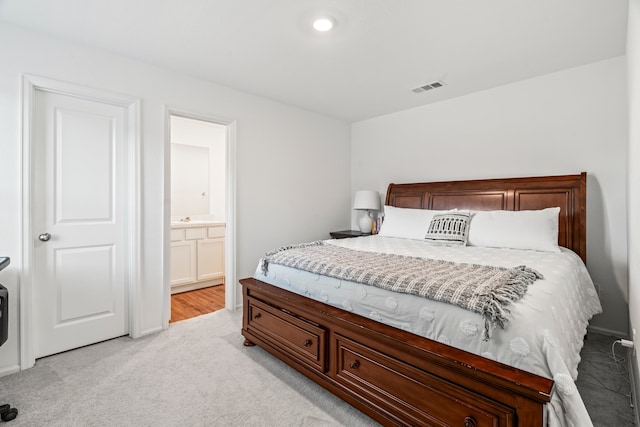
587 324 628 338
171 279 224 295
138 326 163 337
0 364 20 378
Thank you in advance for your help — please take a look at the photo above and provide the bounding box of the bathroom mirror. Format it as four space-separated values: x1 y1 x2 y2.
171 143 210 217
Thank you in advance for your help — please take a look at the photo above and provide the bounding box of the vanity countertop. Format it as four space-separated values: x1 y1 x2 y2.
170 221 225 229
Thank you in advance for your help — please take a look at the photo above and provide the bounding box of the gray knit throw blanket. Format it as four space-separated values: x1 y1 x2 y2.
262 241 543 339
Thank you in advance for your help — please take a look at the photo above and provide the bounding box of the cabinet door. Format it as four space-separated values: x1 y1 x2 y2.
170 240 197 286
197 238 225 281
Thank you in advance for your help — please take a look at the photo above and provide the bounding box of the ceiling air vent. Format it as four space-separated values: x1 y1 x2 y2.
412 81 445 94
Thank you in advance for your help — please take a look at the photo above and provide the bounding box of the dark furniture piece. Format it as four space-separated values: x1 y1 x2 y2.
241 173 587 426
0 258 8 345
329 230 371 239
0 258 17 422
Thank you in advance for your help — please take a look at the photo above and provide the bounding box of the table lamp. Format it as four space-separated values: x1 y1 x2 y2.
353 190 381 233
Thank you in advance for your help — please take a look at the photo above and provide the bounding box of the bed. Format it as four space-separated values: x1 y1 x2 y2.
240 173 602 427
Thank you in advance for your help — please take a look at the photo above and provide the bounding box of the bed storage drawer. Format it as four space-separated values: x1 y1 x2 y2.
247 299 327 372
332 333 514 427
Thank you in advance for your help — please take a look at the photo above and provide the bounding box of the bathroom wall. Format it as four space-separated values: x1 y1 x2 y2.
170 115 226 222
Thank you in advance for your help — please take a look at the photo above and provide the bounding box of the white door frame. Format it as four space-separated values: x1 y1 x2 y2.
163 107 237 325
20 75 141 369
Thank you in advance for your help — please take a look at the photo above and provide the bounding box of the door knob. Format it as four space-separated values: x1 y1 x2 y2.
38 233 51 242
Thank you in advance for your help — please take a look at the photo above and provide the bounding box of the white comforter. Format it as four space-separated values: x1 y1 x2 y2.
255 235 602 427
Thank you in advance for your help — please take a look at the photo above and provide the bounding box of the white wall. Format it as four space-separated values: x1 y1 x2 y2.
626 0 640 415
351 57 629 336
0 23 351 373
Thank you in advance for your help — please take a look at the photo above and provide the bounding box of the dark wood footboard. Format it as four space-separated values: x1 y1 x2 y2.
241 277 553 427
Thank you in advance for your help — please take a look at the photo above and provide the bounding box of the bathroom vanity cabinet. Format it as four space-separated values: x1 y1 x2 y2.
170 222 225 294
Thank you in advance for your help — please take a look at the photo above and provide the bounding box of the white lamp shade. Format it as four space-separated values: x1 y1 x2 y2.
353 190 381 211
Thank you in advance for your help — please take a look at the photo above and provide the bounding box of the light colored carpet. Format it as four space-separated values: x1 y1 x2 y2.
0 310 631 426
0 310 379 426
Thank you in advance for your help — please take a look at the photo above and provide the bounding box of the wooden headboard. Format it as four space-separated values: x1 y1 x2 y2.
385 172 587 262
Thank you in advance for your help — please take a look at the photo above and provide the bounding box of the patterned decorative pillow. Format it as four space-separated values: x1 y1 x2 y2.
424 211 471 246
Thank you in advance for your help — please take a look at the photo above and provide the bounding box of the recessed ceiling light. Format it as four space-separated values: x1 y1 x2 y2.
313 17 334 32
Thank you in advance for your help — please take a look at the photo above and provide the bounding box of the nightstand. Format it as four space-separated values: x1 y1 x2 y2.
329 230 372 239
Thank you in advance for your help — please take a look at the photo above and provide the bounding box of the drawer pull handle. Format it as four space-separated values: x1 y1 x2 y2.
463 416 477 427
254 312 261 319
303 339 312 347
349 360 360 369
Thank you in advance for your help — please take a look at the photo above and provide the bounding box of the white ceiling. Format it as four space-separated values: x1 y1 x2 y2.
0 0 629 122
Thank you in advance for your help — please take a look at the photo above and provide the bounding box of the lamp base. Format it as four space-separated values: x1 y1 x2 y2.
358 212 372 233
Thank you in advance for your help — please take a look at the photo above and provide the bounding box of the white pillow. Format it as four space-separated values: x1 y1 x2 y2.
467 207 561 253
378 206 445 240
424 211 472 247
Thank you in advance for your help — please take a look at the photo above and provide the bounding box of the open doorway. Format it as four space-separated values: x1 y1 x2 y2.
168 114 228 323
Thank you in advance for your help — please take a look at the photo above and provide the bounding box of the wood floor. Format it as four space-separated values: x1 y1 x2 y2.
170 285 225 323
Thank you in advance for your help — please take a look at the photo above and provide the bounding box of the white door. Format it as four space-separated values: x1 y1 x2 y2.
32 89 129 358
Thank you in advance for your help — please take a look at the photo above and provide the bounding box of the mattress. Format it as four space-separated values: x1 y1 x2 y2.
255 235 603 427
